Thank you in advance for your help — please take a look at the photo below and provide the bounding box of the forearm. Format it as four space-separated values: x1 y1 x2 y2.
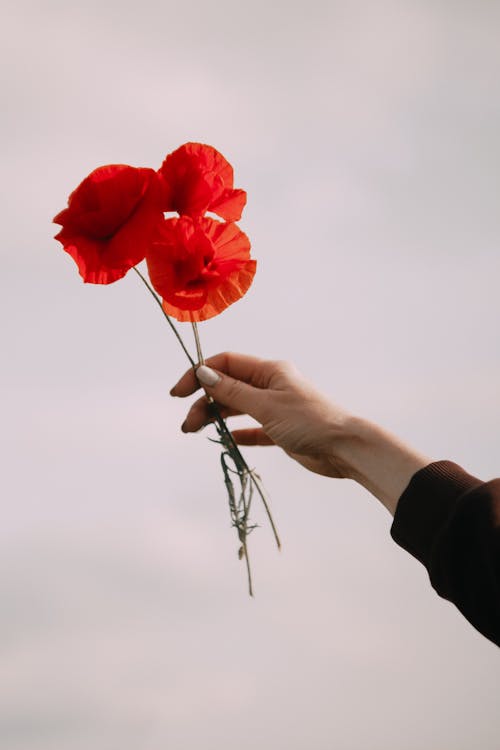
335 416 431 515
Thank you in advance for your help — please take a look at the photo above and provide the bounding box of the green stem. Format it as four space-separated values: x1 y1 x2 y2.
212 405 281 550
191 324 281 551
192 321 205 366
242 539 253 597
132 266 196 368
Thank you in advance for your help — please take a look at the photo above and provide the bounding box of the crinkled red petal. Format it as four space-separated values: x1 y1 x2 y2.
161 260 256 322
209 188 247 222
158 142 241 219
147 215 255 322
54 165 163 284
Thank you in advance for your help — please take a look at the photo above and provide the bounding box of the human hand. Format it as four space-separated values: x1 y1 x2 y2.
170 352 355 478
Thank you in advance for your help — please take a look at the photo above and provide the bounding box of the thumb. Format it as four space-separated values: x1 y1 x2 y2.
196 364 265 420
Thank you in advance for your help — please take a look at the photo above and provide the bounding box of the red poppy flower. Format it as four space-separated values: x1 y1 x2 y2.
146 216 256 322
53 164 163 284
158 143 247 222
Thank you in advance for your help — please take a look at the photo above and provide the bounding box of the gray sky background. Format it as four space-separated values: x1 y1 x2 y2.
1 1 499 748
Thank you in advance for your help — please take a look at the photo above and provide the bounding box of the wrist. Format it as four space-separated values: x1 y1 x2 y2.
332 415 430 515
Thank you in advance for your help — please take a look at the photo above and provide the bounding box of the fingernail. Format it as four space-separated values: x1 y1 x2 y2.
169 387 177 396
196 365 221 387
181 421 188 433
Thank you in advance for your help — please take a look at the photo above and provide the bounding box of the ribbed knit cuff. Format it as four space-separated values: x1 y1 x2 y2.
390 460 482 567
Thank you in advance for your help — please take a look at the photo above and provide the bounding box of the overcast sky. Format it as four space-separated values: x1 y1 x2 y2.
1 1 499 748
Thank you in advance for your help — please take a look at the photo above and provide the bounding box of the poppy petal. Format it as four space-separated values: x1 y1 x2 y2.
161 260 256 322
146 216 256 322
158 143 245 221
54 165 163 284
209 188 247 222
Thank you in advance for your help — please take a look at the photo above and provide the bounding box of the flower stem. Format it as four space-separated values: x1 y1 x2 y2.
132 266 196 368
134 266 280 595
191 321 205 366
191 322 281 554
211 407 281 551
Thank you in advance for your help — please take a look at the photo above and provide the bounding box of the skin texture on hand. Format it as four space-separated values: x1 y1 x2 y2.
171 352 430 515
171 352 353 478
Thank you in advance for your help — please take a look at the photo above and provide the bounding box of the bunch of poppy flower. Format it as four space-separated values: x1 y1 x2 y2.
53 142 279 595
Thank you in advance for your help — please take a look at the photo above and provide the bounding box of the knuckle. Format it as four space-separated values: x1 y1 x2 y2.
271 359 299 380
223 351 236 371
208 351 239 374
225 376 244 402
206 351 228 369
273 358 291 371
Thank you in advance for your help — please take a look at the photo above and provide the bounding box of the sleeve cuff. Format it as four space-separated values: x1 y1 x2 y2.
390 460 483 566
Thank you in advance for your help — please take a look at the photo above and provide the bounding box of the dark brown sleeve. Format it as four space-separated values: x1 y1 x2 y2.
390 460 500 647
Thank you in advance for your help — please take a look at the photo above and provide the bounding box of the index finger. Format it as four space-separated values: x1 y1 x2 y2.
170 351 276 397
